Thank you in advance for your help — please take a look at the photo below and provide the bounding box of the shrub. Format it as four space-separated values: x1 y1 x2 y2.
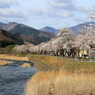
19 53 27 57
4 45 15 54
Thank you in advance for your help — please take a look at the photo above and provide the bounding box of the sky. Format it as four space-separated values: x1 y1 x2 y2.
0 0 95 29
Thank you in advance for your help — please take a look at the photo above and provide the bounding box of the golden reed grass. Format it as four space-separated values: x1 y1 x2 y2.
0 60 9 66
0 54 29 61
25 69 95 95
22 63 31 68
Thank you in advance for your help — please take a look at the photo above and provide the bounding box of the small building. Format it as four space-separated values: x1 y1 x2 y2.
79 50 88 57
79 44 95 58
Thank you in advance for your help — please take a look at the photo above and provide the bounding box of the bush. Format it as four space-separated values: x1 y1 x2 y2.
4 45 15 54
19 53 27 57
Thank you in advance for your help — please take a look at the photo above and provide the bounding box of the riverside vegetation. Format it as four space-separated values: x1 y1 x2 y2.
27 54 95 73
25 70 95 95
25 54 95 95
0 54 29 61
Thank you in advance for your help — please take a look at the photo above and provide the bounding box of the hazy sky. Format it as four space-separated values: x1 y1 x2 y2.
0 0 95 29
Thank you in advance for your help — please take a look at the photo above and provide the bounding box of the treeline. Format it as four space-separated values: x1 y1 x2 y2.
0 40 23 47
2 30 24 44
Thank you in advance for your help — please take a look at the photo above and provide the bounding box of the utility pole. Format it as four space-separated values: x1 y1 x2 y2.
81 25 86 59
82 30 85 59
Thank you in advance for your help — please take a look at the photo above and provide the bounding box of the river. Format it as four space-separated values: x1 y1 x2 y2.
0 60 37 95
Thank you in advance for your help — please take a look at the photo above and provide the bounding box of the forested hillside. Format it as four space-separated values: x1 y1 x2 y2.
0 29 23 47
2 22 55 44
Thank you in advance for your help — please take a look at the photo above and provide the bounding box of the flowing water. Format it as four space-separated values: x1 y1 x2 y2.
0 60 37 95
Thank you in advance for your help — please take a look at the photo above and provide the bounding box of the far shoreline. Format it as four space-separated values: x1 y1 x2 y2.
0 54 29 61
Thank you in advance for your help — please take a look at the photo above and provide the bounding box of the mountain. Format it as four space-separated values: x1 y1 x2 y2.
17 33 36 44
0 22 6 29
40 22 95 35
2 22 55 44
0 22 4 24
70 22 95 34
0 29 23 47
40 26 59 34
2 22 17 31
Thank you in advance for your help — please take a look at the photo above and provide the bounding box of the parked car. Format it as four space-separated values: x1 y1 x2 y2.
82 54 90 59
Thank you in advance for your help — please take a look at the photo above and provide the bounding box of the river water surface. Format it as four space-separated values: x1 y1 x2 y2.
0 60 37 95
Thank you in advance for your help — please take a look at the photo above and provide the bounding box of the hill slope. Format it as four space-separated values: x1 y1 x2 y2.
2 22 55 44
0 29 23 47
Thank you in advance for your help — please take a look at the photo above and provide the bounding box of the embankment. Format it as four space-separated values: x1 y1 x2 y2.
27 54 95 73
30 59 59 71
0 54 29 61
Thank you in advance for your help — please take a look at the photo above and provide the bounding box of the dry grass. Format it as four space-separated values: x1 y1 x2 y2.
42 56 65 67
27 55 65 68
27 55 95 73
26 55 95 95
21 63 31 68
0 60 9 66
25 69 95 95
0 54 29 61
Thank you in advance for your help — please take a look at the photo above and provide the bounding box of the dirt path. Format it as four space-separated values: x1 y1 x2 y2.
30 59 59 72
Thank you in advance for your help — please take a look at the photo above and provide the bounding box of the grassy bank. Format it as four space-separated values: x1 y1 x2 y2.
27 54 95 73
0 54 29 61
27 55 69 68
25 55 95 95
25 69 95 95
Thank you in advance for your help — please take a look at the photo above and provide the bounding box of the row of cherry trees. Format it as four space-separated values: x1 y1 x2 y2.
14 9 95 57
14 27 95 57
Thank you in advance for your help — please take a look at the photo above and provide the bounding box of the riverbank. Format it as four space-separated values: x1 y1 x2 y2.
1 54 95 95
30 59 59 71
0 54 29 61
27 55 61 71
27 54 95 73
25 55 95 95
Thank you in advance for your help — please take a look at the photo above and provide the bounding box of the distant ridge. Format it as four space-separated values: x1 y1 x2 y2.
1 21 94 45
70 22 95 34
0 22 6 28
40 26 59 34
2 22 17 31
0 22 4 24
40 22 95 35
